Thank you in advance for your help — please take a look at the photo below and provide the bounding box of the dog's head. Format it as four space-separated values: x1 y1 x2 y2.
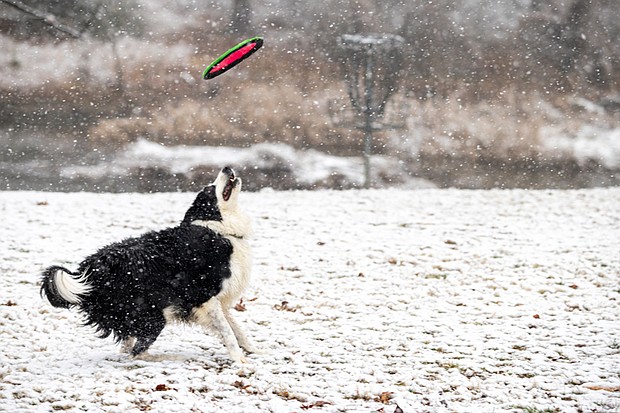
182 167 242 224
213 166 242 207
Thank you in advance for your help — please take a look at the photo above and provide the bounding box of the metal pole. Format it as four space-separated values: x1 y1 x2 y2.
363 124 372 189
363 47 374 189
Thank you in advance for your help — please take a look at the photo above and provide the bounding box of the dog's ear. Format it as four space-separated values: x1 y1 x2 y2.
182 185 222 225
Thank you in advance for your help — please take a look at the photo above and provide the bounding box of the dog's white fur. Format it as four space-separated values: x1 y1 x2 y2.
53 268 92 304
189 170 256 362
193 168 254 306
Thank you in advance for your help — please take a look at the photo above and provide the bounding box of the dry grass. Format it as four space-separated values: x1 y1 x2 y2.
410 90 550 160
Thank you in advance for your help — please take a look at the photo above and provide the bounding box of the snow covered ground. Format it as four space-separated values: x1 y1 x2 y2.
1 187 619 413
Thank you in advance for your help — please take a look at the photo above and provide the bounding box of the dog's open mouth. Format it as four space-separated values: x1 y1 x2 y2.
222 173 238 201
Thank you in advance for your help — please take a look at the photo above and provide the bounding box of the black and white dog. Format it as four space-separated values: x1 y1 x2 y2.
41 167 258 363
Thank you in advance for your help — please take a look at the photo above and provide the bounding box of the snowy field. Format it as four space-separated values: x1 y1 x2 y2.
1 188 619 413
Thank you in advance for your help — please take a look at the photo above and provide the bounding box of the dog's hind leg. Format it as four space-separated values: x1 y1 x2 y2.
192 300 246 363
132 336 159 359
120 337 136 354
130 315 166 360
222 308 261 354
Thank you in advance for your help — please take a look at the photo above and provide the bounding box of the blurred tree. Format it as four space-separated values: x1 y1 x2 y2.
515 0 618 94
558 0 591 74
398 0 473 100
0 0 82 39
229 0 252 35
0 0 144 123
0 0 143 41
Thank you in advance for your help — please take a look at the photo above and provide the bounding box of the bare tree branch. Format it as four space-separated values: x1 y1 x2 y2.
0 0 82 38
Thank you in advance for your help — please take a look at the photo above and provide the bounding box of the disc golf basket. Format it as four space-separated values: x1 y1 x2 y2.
334 33 405 188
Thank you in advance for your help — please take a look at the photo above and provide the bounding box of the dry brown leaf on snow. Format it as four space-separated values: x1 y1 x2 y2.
234 299 247 312
274 300 299 312
300 400 334 410
585 385 620 392
232 380 253 393
375 391 394 404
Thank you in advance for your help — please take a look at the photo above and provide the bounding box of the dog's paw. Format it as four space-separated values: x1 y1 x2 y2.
119 338 136 354
234 356 248 364
245 346 268 355
229 352 248 364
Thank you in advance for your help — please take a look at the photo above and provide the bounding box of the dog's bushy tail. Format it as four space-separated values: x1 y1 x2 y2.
41 266 92 309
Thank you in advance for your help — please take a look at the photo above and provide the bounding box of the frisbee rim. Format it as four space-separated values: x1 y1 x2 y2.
202 36 264 80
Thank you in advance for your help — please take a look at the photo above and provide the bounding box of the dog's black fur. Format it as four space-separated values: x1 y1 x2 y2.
41 167 256 361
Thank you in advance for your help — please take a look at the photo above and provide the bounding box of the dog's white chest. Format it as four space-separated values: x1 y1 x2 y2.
191 207 253 307
219 235 252 306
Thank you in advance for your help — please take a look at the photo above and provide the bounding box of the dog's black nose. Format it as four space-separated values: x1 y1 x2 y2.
222 166 234 177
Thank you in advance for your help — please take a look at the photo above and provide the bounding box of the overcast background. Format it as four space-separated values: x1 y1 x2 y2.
1 0 619 191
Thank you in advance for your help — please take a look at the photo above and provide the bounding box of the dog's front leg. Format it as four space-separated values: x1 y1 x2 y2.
222 308 262 354
193 300 246 363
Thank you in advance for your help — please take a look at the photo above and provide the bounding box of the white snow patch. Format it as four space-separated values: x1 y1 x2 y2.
61 139 435 188
543 126 620 169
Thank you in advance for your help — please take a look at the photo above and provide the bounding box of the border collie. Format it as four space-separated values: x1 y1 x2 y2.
41 167 259 363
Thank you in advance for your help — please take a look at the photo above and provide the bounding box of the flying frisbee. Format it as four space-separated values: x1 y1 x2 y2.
202 36 263 80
